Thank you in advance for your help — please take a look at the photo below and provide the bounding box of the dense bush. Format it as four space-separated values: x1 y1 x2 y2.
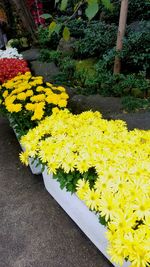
39 49 62 64
66 19 87 38
123 21 150 74
98 0 150 24
73 59 150 98
122 96 150 112
38 26 60 49
74 21 117 58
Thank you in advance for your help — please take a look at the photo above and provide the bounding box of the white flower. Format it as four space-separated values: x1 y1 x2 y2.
0 48 23 59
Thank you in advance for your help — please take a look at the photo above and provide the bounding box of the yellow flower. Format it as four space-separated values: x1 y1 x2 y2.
26 90 33 97
19 151 29 166
25 103 35 111
36 86 44 92
57 86 66 92
52 107 60 114
60 92 69 99
84 188 100 211
46 94 58 105
30 94 45 102
2 90 8 98
18 108 150 267
31 102 45 120
76 179 90 200
58 99 67 108
46 82 53 87
17 92 27 101
6 103 22 113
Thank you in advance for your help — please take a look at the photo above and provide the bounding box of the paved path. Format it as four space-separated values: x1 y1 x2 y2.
0 117 113 267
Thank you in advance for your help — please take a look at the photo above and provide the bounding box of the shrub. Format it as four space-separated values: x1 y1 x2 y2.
66 18 87 38
37 26 60 49
74 58 150 98
98 0 150 24
39 49 62 64
74 21 117 58
122 96 150 112
123 21 150 74
59 56 76 80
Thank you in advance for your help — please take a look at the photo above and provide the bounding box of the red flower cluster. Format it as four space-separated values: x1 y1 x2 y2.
0 59 30 84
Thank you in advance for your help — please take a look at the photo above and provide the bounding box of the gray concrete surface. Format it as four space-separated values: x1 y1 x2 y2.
0 117 113 267
22 49 40 61
30 61 60 82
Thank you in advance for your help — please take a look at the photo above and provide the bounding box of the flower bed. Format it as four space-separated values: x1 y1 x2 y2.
0 72 69 138
0 58 30 84
20 109 150 267
0 50 149 267
43 168 130 267
0 48 23 59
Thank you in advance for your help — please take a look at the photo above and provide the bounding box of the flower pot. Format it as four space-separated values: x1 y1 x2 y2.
42 168 130 267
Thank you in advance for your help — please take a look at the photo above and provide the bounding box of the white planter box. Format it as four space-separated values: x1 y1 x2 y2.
10 122 42 175
43 168 130 267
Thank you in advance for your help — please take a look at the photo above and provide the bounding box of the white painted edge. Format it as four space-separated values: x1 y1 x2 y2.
42 168 130 267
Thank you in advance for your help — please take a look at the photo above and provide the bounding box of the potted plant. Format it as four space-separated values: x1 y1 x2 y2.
19 108 150 267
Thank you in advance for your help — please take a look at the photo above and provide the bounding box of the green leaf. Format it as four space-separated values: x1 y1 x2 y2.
40 13 52 19
63 26 70 41
99 215 107 226
85 0 99 20
49 21 57 35
55 23 62 34
101 0 113 11
60 0 68 10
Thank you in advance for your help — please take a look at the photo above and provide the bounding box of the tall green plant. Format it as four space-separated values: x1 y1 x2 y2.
56 0 113 20
49 0 113 40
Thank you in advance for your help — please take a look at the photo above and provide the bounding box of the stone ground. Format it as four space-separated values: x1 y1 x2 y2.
0 116 113 267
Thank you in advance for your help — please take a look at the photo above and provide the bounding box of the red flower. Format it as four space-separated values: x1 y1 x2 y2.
0 58 30 84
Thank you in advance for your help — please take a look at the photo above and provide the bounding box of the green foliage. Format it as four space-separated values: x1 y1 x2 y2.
75 21 117 58
101 0 113 11
39 49 62 64
38 26 60 49
56 0 112 20
73 58 150 98
63 26 70 41
53 167 97 193
112 73 149 98
66 19 87 38
60 0 68 10
74 58 97 92
40 13 52 19
59 56 76 80
99 215 107 226
85 0 99 20
123 21 150 73
127 0 150 23
122 97 150 112
98 0 150 24
8 112 37 139
93 62 150 97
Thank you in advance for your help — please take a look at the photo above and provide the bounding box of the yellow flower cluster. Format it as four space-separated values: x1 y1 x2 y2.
1 72 68 121
20 109 150 267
